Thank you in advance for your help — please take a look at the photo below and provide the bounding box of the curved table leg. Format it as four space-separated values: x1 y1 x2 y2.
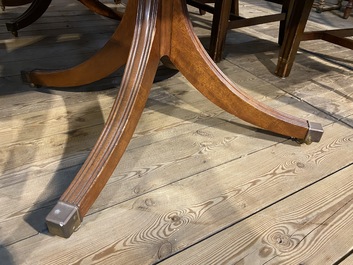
46 0 161 238
168 0 322 142
45 0 323 238
78 0 123 20
22 0 136 88
5 0 52 37
343 0 353 19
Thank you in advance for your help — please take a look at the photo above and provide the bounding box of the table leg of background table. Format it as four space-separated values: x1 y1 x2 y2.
6 0 52 37
22 0 137 88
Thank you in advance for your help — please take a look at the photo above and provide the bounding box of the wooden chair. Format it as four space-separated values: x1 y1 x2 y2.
187 0 291 62
275 0 353 77
189 0 352 77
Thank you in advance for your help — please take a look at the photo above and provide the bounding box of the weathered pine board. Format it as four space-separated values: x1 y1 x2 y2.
0 0 352 264
1 121 352 264
0 65 332 246
223 5 353 123
338 252 353 265
159 164 353 265
0 56 330 174
0 19 117 43
226 48 353 122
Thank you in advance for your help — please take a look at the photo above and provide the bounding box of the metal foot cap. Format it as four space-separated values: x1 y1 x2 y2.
46 202 81 238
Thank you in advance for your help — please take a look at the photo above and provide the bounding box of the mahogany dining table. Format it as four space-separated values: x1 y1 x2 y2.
19 0 324 238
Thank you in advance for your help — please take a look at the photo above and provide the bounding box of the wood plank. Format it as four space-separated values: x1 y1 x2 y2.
338 253 353 265
0 58 329 171
0 104 297 244
0 42 335 247
159 165 353 265
0 74 330 214
0 1 352 264
225 44 353 121
0 121 352 264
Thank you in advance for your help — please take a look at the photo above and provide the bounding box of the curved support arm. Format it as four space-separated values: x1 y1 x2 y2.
46 0 161 238
168 0 322 142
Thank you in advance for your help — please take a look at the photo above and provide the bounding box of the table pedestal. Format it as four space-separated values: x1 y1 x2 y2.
25 0 323 238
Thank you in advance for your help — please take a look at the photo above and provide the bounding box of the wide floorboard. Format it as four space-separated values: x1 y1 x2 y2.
0 0 352 264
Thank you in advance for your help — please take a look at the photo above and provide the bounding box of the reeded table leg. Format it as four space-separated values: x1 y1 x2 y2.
44 0 323 238
46 0 160 238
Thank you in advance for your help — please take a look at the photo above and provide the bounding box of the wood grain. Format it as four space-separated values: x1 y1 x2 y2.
0 0 352 264
1 121 352 263
160 166 353 265
337 252 353 265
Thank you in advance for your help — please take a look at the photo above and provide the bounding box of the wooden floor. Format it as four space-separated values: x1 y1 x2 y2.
1 1 352 264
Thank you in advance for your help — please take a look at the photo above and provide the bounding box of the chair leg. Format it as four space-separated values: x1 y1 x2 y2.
169 0 321 142
231 0 239 16
343 0 353 19
315 0 343 13
278 0 292 46
208 0 232 62
275 0 314 77
22 0 137 88
1 0 32 11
